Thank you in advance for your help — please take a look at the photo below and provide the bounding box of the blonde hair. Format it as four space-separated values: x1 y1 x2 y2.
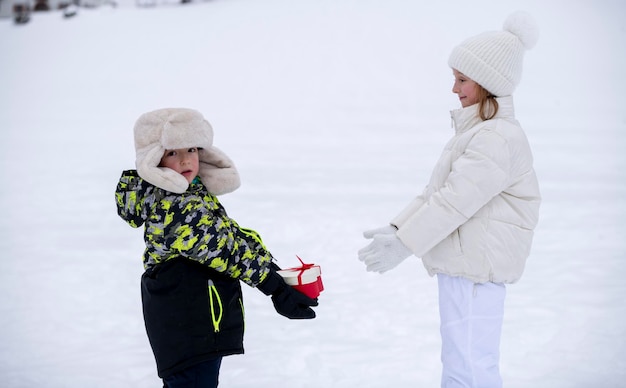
475 84 499 121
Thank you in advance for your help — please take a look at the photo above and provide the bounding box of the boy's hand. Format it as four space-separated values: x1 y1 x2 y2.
271 282 318 319
257 269 318 319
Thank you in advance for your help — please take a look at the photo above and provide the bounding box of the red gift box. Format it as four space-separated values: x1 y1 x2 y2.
277 256 324 299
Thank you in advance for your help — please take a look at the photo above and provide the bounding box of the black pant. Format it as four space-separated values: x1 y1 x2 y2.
163 357 223 388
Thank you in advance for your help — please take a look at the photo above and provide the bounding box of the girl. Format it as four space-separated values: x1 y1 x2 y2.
358 11 541 388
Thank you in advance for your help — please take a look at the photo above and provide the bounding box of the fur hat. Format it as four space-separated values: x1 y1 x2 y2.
134 108 240 195
448 11 539 97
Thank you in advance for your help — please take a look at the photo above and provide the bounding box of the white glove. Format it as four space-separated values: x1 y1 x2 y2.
358 233 412 273
362 225 397 239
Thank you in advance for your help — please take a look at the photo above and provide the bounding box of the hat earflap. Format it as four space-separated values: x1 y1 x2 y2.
136 143 190 194
198 146 241 195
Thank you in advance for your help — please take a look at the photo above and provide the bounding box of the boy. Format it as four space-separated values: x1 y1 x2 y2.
116 108 318 388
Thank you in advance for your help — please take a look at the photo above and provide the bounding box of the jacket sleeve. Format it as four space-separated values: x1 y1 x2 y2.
115 170 150 228
391 191 426 228
395 129 511 257
152 195 272 287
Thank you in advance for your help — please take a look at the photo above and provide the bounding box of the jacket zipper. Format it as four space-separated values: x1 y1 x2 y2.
207 280 223 333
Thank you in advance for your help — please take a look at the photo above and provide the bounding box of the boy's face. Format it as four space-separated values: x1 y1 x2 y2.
452 69 479 108
159 147 200 184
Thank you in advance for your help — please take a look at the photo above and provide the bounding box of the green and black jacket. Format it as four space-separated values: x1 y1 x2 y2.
115 169 273 377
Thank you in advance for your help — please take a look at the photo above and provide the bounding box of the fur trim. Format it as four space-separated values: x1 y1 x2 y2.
133 108 240 194
198 146 241 195
503 11 539 50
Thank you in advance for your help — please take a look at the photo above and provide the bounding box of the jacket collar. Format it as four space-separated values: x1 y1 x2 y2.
450 96 515 134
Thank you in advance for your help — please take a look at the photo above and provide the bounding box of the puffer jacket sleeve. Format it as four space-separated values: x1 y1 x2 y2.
391 191 427 228
395 128 511 257
149 194 272 287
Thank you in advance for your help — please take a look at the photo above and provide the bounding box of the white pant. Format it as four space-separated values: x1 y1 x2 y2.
437 274 506 388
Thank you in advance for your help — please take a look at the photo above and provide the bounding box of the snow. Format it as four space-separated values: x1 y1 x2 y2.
1 0 625 387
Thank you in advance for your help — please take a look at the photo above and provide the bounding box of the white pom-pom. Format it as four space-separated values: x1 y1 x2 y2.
503 11 539 50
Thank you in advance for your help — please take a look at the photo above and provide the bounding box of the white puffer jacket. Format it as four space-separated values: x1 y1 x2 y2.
392 96 540 284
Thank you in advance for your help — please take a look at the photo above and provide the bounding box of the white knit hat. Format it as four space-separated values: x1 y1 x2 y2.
448 11 539 97
134 108 240 195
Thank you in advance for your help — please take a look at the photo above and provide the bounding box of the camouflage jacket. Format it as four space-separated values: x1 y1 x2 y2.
115 169 272 287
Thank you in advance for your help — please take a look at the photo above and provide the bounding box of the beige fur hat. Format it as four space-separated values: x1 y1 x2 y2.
448 11 539 97
134 108 240 195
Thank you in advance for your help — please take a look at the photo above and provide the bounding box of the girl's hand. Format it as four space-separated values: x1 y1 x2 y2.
358 234 412 273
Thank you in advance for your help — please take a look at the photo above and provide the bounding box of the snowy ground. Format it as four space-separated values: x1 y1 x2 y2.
1 0 625 387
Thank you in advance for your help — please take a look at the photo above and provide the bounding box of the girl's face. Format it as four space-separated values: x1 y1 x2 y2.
159 147 200 184
452 69 479 108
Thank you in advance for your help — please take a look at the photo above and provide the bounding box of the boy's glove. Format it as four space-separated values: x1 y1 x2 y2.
358 233 412 273
362 224 397 239
257 266 318 319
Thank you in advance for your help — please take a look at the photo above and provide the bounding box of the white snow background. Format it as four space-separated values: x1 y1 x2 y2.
1 0 625 387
